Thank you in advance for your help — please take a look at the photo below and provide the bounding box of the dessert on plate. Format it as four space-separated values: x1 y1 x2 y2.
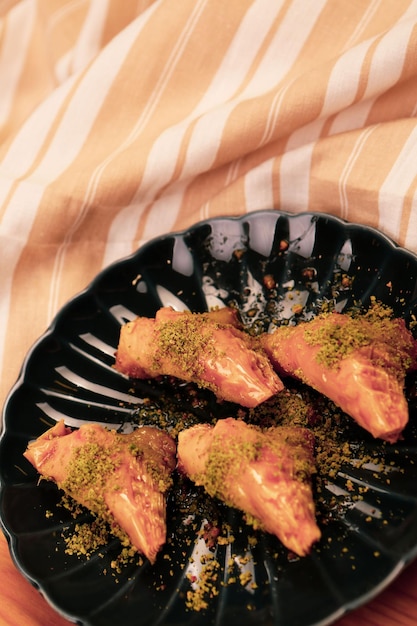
260 311 417 442
115 306 283 408
24 420 176 563
177 417 321 556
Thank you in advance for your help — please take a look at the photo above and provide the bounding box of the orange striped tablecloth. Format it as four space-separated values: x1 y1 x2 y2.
2 2 417 624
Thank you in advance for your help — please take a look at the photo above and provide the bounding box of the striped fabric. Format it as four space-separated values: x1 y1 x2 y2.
2 3 417 624
2 0 417 409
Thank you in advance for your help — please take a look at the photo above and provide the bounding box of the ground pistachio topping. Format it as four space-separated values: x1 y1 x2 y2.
155 314 226 387
303 300 413 371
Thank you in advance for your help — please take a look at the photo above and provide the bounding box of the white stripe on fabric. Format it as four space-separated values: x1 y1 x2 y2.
0 74 78 206
47 7 162 319
31 39 136 185
244 159 275 212
404 188 417 255
184 0 327 179
199 200 210 223
55 49 73 83
278 117 326 211
82 0 210 269
378 124 417 241
0 9 157 379
46 0 89 82
225 158 241 187
338 125 378 220
279 143 317 212
105 0 326 259
329 98 376 136
363 0 417 101
341 0 382 53
0 77 78 378
260 78 295 147
321 38 374 120
330 3 417 136
71 0 110 73
101 0 286 266
0 181 46 387
0 0 36 129
278 0 383 206
279 1 417 214
0 10 145 202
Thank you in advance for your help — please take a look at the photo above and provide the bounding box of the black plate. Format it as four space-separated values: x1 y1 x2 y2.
2 210 417 626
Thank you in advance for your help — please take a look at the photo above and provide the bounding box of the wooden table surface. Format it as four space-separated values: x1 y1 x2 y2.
1 531 416 626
